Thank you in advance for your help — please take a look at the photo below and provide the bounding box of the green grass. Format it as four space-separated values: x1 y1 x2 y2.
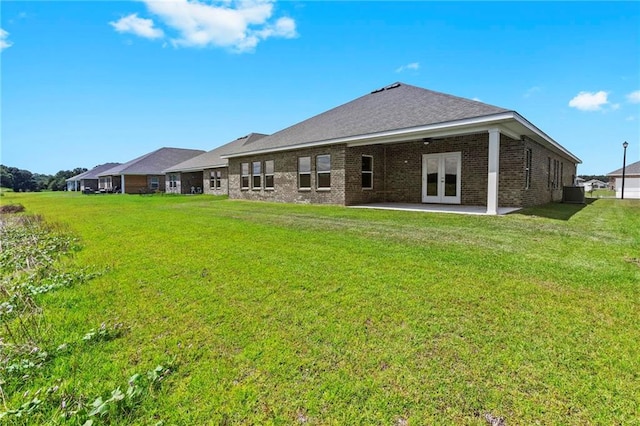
2 192 639 424
586 188 616 198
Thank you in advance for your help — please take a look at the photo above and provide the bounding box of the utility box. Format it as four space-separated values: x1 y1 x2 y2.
563 186 585 204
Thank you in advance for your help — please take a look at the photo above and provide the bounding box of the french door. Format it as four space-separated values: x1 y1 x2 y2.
422 152 461 204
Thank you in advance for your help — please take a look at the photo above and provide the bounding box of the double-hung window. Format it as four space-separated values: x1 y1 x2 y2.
264 160 274 189
524 149 532 190
362 155 373 189
298 157 311 189
150 176 159 190
241 163 250 189
252 161 262 189
210 171 221 189
316 155 331 189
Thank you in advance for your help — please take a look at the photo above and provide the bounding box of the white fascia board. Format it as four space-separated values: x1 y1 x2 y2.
222 113 519 159
164 167 203 174
164 163 227 173
512 112 582 164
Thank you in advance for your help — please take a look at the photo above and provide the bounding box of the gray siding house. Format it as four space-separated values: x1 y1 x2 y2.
222 82 581 214
163 133 268 195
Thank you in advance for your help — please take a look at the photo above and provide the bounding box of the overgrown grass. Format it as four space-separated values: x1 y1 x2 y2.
2 191 639 424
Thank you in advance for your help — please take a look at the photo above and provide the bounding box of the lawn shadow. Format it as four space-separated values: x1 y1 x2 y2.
513 199 595 221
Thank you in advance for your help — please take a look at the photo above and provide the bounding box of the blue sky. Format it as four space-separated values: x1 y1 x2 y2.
2 1 639 175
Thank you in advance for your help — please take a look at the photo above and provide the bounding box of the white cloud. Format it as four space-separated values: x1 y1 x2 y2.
627 90 640 104
626 115 636 121
0 28 13 51
110 13 164 39
568 91 610 111
395 62 420 73
524 86 541 98
132 0 297 52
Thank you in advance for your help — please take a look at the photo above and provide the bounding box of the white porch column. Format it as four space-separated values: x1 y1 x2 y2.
121 174 126 194
487 128 500 215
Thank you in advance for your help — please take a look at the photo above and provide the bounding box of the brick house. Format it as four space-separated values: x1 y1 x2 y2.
222 82 581 214
163 133 267 195
66 162 120 192
608 160 640 199
98 147 205 194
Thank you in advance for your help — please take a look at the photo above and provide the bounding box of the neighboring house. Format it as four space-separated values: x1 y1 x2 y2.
575 176 586 187
607 160 640 199
582 179 608 192
164 133 268 195
222 82 581 214
98 147 205 194
66 163 121 192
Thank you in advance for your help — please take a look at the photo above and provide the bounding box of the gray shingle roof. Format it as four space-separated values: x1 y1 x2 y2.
608 160 640 177
164 133 268 173
228 82 510 156
66 163 121 182
99 147 205 176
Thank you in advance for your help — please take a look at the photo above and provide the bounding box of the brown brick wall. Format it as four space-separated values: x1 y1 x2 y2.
520 136 577 207
122 175 147 194
228 132 577 208
228 145 346 204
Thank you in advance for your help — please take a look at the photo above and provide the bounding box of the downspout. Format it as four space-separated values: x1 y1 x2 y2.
121 174 126 194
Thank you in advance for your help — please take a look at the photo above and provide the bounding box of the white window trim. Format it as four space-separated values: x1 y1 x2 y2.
150 176 160 190
241 163 250 189
316 154 331 190
252 161 262 190
298 156 311 190
264 160 274 190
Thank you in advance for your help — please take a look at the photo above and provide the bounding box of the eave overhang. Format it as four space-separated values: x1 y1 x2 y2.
222 112 581 164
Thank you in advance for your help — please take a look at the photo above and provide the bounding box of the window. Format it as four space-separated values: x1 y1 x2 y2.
550 159 560 189
298 156 311 189
362 155 373 189
150 176 159 190
264 160 274 189
547 157 552 189
252 161 262 189
316 155 331 189
168 174 178 189
524 149 532 190
241 163 250 189
210 171 221 189
560 162 564 188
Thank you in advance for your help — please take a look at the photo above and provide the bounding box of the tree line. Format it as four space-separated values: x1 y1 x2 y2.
0 165 87 192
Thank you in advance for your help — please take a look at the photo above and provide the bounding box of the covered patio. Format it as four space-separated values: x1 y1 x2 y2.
350 203 521 215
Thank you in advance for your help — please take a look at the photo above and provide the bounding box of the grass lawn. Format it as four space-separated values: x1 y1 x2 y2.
585 189 616 198
2 192 639 424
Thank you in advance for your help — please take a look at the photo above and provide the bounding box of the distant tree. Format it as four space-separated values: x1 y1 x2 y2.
578 175 608 182
34 174 53 191
11 169 37 192
0 165 14 189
